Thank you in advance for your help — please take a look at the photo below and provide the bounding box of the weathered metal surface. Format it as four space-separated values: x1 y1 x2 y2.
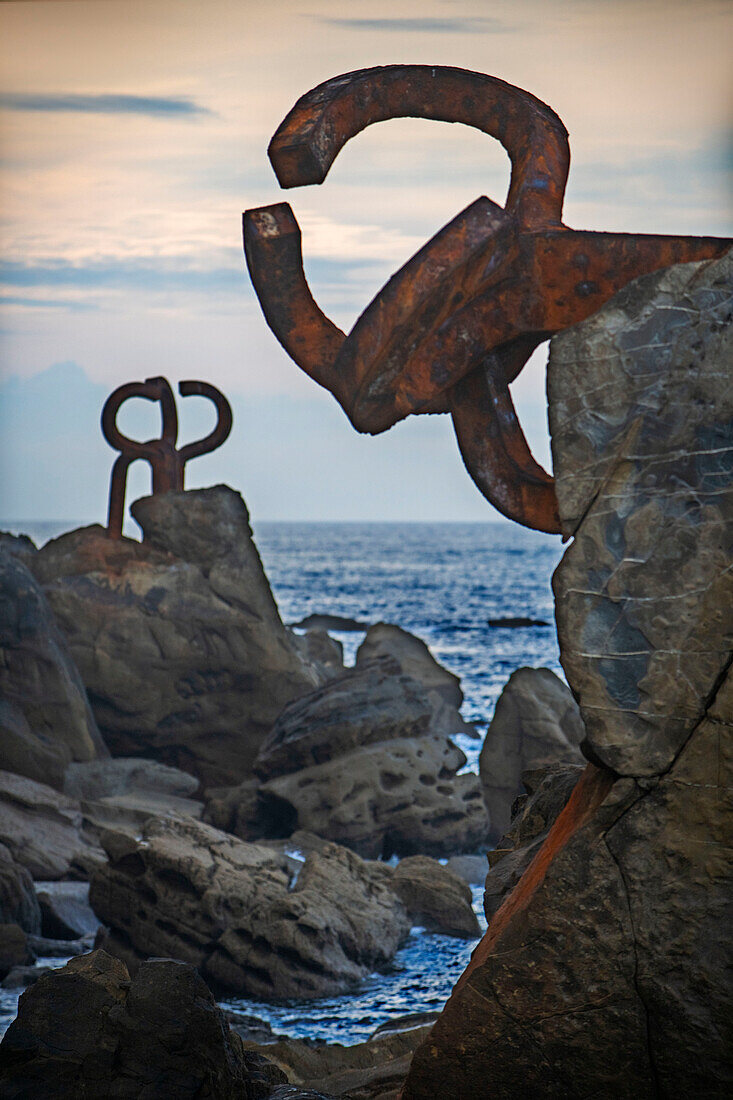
244 65 732 532
101 377 232 538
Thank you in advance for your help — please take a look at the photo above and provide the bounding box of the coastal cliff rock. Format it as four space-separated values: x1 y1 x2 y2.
0 949 289 1098
356 623 462 708
479 666 585 839
0 550 106 789
386 855 480 938
0 845 41 934
29 486 321 788
403 252 733 1098
89 816 411 1000
250 658 489 857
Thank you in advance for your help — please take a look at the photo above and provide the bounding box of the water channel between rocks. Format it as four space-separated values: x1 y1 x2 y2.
1 519 564 1043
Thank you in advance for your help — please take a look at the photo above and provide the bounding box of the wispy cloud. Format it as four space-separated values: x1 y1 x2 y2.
0 93 211 118
315 16 518 34
0 295 97 311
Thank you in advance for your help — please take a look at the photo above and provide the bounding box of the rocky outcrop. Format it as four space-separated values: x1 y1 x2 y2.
356 623 462 708
0 551 106 789
30 486 321 788
479 666 585 839
243 1020 435 1099
36 881 100 940
291 628 345 677
89 816 411 1000
0 770 102 880
0 845 41 934
247 658 488 858
386 855 480 938
0 924 33 980
403 253 733 1098
0 949 289 1098
483 763 584 920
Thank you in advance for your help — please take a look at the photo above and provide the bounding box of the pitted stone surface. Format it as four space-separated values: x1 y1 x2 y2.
549 250 733 775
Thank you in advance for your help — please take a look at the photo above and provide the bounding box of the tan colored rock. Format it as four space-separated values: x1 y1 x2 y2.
31 486 321 787
356 622 462 707
0 551 106 789
0 770 102 880
549 251 733 776
479 666 585 839
388 855 480 938
89 816 411 1001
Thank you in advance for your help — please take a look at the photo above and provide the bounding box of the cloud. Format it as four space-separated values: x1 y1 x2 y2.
315 16 518 34
0 93 211 118
0 295 97 312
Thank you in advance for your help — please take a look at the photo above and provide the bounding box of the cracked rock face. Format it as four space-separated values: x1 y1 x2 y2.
550 252 733 776
403 252 733 1099
89 816 410 1000
29 486 321 788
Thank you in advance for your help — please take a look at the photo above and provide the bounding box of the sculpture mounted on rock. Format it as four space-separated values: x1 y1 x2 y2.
101 376 232 538
243 65 730 533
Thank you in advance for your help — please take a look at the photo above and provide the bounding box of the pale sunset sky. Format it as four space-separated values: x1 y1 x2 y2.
1 0 730 527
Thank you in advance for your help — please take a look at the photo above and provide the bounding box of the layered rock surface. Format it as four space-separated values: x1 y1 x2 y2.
249 658 489 858
0 550 106 789
479 666 585 838
89 816 411 1000
403 252 733 1098
29 486 320 787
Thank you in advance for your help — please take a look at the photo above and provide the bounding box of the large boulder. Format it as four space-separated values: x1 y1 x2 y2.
29 486 321 787
0 551 106 789
246 658 489 858
89 816 411 1000
387 855 480 938
0 770 102 881
402 252 733 1098
0 949 288 1098
479 666 585 839
356 622 463 708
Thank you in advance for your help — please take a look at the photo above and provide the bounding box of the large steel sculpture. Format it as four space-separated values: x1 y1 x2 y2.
102 376 232 538
243 65 731 533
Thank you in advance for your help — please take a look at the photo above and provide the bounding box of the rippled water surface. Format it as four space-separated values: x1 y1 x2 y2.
1 520 565 1042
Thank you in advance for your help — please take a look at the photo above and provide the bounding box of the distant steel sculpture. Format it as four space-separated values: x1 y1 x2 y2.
243 65 731 533
101 376 232 538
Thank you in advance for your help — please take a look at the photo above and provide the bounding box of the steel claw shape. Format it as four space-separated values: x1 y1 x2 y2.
101 376 232 539
243 65 731 534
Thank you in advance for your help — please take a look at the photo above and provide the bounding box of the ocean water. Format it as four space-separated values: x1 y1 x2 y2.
0 519 565 1043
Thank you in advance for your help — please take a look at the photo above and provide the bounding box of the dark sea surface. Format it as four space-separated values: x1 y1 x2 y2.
0 519 565 1043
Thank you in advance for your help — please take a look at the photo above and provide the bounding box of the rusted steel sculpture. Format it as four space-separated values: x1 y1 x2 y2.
243 66 731 533
102 376 232 538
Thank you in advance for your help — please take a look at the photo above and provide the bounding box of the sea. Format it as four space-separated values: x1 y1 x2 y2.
0 519 565 1044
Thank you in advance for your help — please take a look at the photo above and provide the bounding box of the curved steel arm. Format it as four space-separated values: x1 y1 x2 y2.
177 380 233 463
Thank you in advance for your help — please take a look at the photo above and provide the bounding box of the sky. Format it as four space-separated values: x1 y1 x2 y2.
0 0 731 528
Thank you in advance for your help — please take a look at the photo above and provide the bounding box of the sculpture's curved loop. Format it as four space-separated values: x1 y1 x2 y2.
449 338 561 534
101 376 178 457
177 380 234 463
268 64 570 228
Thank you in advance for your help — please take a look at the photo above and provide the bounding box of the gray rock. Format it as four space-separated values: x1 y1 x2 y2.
0 949 288 1098
30 486 322 788
1 964 53 989
35 881 100 940
0 770 103 881
89 816 411 1001
0 552 106 789
0 923 34 979
63 756 200 800
479 666 585 839
445 854 489 886
387 855 480 938
0 844 41 934
549 251 733 776
0 531 37 564
356 622 462 707
291 628 344 677
252 659 488 858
